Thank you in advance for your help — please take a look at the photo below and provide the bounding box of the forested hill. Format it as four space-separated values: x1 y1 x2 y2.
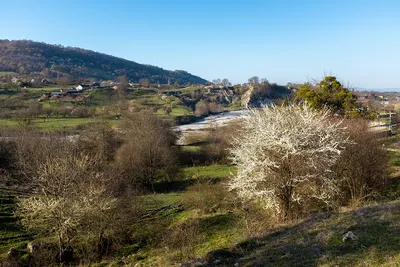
0 40 208 84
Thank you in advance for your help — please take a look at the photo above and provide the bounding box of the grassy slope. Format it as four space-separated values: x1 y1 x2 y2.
219 201 400 267
106 164 241 266
0 117 95 132
0 186 32 256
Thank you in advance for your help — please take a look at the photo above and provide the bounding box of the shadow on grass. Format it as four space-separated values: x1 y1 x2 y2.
0 90 19 96
201 202 400 267
199 214 237 235
178 149 209 166
153 177 220 193
0 186 33 253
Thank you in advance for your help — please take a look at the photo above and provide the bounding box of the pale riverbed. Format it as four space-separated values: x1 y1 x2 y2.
175 110 249 145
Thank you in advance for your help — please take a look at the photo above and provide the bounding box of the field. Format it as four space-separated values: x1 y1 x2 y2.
0 117 94 132
0 86 199 132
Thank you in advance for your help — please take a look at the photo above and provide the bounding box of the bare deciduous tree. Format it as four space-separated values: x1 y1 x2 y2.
139 78 150 88
248 76 259 85
116 75 128 100
194 100 209 117
115 112 178 192
77 120 120 163
229 105 350 219
16 149 118 263
222 78 230 86
12 133 142 263
56 77 70 91
212 78 221 85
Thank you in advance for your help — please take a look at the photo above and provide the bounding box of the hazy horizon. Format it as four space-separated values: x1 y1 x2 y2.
1 0 400 88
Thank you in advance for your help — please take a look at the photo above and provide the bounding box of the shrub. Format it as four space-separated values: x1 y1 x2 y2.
71 107 92 118
236 201 276 238
163 219 202 262
182 180 233 214
115 111 179 192
194 100 209 117
201 122 243 164
334 119 390 207
77 121 121 163
10 131 74 185
229 105 350 219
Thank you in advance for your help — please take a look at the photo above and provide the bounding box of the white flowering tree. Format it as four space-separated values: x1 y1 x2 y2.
16 152 118 262
229 105 349 218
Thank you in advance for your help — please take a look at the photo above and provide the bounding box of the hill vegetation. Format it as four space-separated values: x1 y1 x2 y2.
0 40 208 85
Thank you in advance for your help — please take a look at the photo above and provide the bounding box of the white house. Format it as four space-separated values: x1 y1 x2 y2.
76 84 90 91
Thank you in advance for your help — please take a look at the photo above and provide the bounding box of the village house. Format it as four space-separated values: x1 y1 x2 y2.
76 84 90 91
381 98 389 105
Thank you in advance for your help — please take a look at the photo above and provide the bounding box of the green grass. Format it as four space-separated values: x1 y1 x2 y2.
88 89 115 106
390 152 400 167
199 201 400 267
195 213 243 256
23 87 59 93
183 164 236 179
30 117 92 131
0 119 18 128
0 117 94 132
180 145 202 153
0 72 17 76
141 193 183 211
0 186 32 255
0 86 199 135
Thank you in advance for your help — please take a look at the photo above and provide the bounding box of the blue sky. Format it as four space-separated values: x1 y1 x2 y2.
1 0 400 88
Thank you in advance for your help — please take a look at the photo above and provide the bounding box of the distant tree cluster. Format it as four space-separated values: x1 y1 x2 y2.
212 78 231 86
295 76 358 115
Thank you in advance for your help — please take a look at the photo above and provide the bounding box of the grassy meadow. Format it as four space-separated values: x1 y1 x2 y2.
0 86 197 133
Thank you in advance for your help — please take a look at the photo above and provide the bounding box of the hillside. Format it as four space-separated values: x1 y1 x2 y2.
0 40 208 85
184 201 400 266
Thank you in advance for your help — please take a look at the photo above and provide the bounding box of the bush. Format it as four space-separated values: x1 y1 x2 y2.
229 105 350 219
334 119 390 207
201 122 243 164
163 219 202 262
194 100 209 117
9 131 75 185
115 111 179 192
28 241 60 267
77 121 121 163
71 107 92 118
236 201 276 238
55 106 72 117
182 180 233 214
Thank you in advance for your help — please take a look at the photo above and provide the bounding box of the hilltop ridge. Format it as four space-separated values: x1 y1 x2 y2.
0 39 208 85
